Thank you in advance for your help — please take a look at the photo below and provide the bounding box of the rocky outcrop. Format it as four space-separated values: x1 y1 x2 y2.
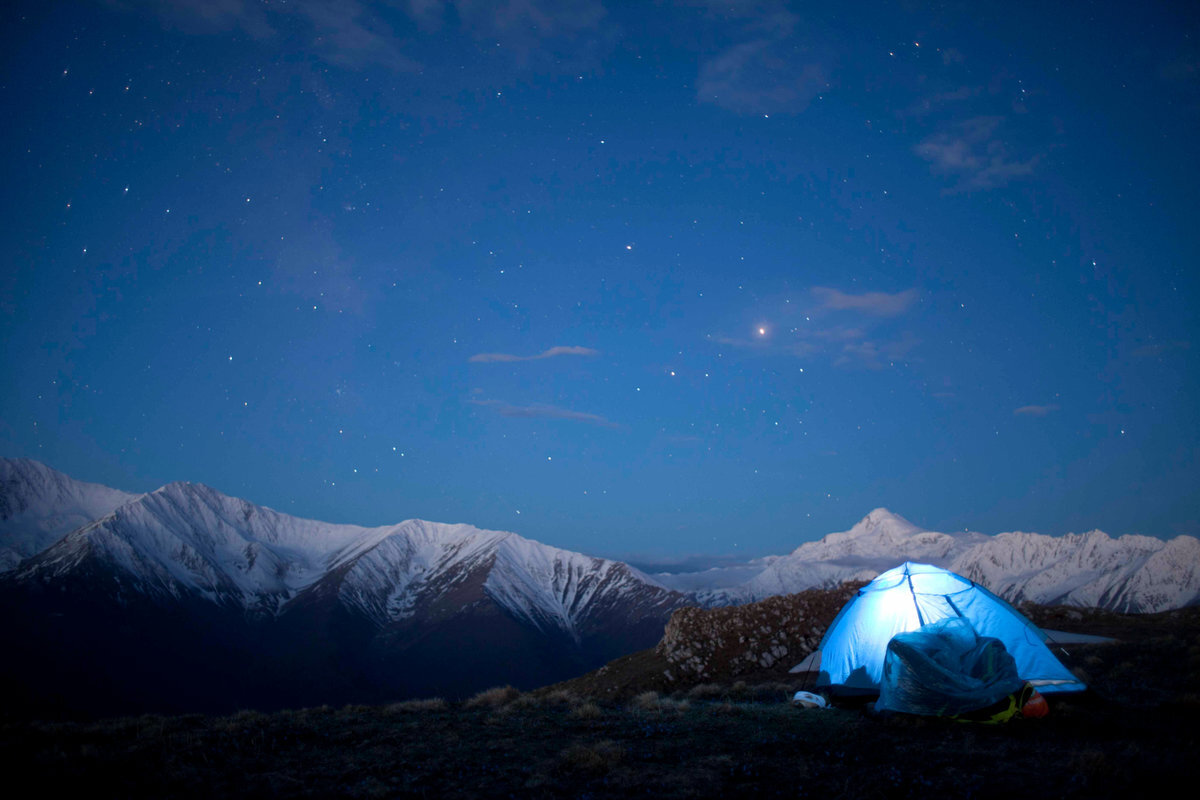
655 583 863 682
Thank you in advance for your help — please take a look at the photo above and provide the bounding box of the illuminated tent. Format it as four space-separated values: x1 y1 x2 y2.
816 562 1086 695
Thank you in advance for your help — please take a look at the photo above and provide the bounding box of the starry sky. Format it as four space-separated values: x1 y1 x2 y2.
3 0 1198 560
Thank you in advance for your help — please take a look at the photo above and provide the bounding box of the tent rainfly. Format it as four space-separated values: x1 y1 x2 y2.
814 562 1087 695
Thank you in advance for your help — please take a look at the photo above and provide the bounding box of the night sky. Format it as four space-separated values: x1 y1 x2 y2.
3 1 1198 560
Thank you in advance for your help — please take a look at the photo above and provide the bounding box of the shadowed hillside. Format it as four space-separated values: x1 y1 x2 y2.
5 598 1199 798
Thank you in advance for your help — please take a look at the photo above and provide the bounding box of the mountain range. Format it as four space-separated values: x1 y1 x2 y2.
2 458 1197 716
668 508 1200 613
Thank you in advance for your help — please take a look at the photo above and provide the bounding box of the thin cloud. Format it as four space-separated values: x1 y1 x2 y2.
708 329 915 370
915 116 1038 191
707 288 919 369
706 334 821 358
1131 340 1190 359
1014 404 1060 417
468 346 599 363
122 0 420 71
694 2 827 115
1159 54 1199 83
833 333 920 370
902 86 980 119
409 0 611 68
813 326 868 342
429 0 606 38
698 39 827 115
272 219 370 314
297 0 420 71
834 341 882 370
472 400 619 428
115 0 274 37
812 287 919 317
942 48 966 65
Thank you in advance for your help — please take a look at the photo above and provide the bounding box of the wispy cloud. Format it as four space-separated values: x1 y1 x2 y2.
468 346 599 363
1159 53 1199 83
812 287 919 317
833 333 920 370
707 335 822 359
1014 404 1060 417
297 0 421 71
407 0 610 68
1130 340 1190 359
471 399 619 428
698 40 826 115
901 85 980 119
707 287 920 370
695 2 827 115
272 218 370 314
942 48 966 65
120 0 420 71
915 116 1038 192
118 0 274 37
424 0 607 37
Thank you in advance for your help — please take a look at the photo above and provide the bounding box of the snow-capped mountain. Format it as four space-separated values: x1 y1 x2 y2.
673 508 1199 613
0 457 137 571
0 460 689 713
2 458 1197 715
951 529 1200 613
684 508 988 604
13 478 683 634
17 480 385 611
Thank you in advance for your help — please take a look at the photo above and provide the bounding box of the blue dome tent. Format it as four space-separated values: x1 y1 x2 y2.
816 562 1086 695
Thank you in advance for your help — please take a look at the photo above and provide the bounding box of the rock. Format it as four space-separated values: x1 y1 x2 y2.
654 583 863 682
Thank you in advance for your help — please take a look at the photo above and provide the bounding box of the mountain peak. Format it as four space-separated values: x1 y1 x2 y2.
850 508 919 537
151 480 217 499
1 458 139 571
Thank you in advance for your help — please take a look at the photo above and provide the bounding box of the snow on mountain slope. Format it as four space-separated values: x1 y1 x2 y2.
18 481 394 611
325 519 685 642
951 530 1200 612
701 509 988 603
684 508 1199 613
0 458 138 571
486 535 679 642
4 460 1197 619
788 508 988 565
9 472 686 636
333 520 510 625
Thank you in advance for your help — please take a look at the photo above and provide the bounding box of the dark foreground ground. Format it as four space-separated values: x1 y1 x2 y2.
4 607 1198 799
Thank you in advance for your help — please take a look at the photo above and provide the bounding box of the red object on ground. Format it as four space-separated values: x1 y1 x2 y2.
1022 691 1049 718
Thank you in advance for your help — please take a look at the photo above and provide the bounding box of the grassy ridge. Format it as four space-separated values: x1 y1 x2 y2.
5 606 1198 798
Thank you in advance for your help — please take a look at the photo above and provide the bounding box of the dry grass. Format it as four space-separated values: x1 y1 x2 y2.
569 701 603 719
463 685 520 709
511 688 579 710
541 689 579 706
627 690 661 711
556 739 624 775
627 691 693 714
383 697 447 714
685 683 725 700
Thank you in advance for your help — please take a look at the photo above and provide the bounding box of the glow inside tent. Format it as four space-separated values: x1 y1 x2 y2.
816 562 1086 695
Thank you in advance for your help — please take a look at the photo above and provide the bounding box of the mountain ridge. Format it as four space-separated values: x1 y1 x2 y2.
0 457 138 570
2 458 1197 714
4 460 1197 616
